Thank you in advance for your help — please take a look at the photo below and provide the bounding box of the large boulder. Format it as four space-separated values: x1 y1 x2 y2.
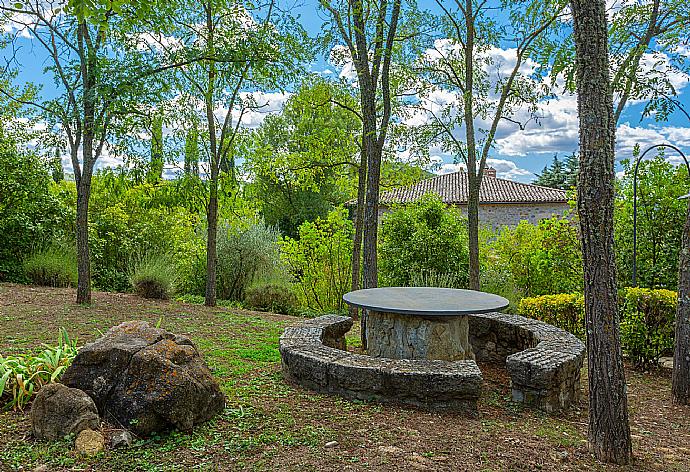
31 383 100 441
61 321 225 436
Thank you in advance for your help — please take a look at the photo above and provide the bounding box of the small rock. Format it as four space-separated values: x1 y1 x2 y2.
33 466 49 472
31 383 100 441
324 441 338 448
75 429 105 455
111 430 133 449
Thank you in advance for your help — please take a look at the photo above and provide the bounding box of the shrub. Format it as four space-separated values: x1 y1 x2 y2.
519 288 677 369
483 217 582 299
620 287 676 369
379 194 469 288
131 254 178 299
23 244 78 288
216 221 282 301
0 135 70 281
409 269 460 288
518 293 585 339
280 208 353 312
244 282 297 314
0 328 78 411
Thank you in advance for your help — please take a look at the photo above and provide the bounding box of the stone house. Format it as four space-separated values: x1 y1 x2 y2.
376 168 570 228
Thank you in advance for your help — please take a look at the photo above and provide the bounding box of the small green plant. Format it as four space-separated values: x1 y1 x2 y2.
0 328 78 411
23 244 78 288
244 282 297 314
131 253 178 299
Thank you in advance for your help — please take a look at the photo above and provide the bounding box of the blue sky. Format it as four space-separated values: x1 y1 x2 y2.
2 0 689 183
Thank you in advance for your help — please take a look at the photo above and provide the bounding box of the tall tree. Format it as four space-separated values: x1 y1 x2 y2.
148 114 164 183
157 0 307 306
672 196 690 405
184 125 200 176
0 0 192 303
411 0 566 290
321 0 403 292
571 0 633 464
244 78 360 236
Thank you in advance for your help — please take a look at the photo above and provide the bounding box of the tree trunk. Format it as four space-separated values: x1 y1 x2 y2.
361 105 380 290
352 151 367 346
467 172 481 290
463 0 480 291
204 4 218 307
75 175 91 305
205 185 218 307
672 197 690 404
571 0 633 464
351 151 367 303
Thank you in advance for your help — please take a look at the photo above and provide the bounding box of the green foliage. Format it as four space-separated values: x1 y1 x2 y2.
379 194 469 288
83 171 204 292
615 154 689 289
518 293 585 339
620 287 677 370
520 288 677 369
23 244 78 288
131 253 178 299
0 134 69 281
409 269 460 288
483 216 582 299
280 208 353 312
216 221 282 302
0 329 77 411
244 78 359 237
244 282 297 315
533 154 579 189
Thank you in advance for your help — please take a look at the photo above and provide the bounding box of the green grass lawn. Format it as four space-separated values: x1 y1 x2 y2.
1 283 689 471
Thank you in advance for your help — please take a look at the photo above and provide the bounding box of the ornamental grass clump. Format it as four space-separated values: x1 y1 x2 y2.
244 282 297 315
23 244 78 288
0 328 78 411
131 253 178 300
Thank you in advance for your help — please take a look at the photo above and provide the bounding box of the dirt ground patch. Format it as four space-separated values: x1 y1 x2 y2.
1 283 689 471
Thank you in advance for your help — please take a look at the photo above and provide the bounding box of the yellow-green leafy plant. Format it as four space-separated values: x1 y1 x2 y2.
0 328 78 411
518 293 585 339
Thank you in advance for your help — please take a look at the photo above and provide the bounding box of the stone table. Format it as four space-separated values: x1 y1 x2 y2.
343 287 509 361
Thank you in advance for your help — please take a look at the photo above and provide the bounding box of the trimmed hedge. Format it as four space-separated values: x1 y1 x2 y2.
519 288 677 369
518 293 585 339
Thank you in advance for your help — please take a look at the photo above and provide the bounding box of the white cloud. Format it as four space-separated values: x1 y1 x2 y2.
434 158 534 183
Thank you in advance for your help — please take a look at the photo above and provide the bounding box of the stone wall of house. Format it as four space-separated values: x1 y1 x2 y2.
378 202 570 229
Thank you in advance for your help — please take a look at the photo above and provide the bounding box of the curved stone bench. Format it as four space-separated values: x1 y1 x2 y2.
468 312 585 413
279 315 482 414
280 313 585 414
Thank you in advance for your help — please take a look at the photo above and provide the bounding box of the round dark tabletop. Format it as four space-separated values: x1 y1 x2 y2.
343 287 509 316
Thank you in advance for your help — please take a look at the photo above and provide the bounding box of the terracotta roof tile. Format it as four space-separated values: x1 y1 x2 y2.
378 171 568 205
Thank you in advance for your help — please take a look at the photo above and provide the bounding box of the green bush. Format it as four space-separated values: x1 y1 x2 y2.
620 287 676 369
519 288 677 369
483 216 582 299
131 254 178 299
0 328 78 411
216 221 282 301
379 194 469 288
0 134 70 281
23 244 78 288
280 208 353 312
244 282 297 314
518 293 585 339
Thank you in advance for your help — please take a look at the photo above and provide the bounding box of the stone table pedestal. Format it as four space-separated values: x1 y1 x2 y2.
366 311 474 361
